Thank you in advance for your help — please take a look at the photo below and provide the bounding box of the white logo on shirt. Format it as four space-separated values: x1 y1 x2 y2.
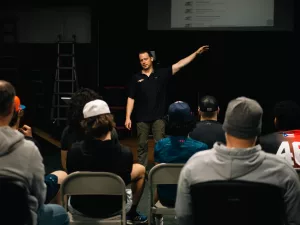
276 141 300 166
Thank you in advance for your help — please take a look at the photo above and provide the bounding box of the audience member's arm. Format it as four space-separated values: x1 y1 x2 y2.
175 165 194 225
30 146 46 207
284 168 300 224
60 128 69 171
61 151 67 171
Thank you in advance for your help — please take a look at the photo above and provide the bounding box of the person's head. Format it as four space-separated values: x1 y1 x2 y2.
138 50 154 71
0 80 16 126
67 88 102 131
198 95 219 120
223 97 263 148
273 100 300 131
81 99 115 139
167 101 195 136
9 96 26 128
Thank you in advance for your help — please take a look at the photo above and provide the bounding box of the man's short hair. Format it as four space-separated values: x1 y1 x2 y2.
274 100 300 131
138 50 153 58
81 114 115 138
0 80 16 117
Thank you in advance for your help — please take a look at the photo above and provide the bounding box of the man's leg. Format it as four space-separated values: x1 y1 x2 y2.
127 163 147 224
37 204 69 225
152 119 165 143
48 170 68 205
136 122 150 166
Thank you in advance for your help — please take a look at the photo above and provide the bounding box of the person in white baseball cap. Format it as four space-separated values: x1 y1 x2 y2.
67 99 148 223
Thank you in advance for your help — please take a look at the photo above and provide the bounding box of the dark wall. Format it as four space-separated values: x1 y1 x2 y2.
0 1 298 135
97 0 299 135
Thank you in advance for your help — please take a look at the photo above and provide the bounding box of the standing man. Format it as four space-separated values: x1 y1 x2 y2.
125 45 209 166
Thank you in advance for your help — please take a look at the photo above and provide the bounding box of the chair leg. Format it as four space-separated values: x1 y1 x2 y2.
154 215 163 225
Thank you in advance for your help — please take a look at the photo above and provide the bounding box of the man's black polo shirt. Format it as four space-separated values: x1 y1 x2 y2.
128 67 172 122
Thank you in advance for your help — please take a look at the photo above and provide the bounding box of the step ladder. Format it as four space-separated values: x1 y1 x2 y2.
51 34 78 127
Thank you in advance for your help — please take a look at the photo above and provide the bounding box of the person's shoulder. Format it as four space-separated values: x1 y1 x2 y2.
263 151 298 176
68 140 84 155
120 144 133 157
188 146 213 162
61 125 70 139
155 137 171 150
259 132 279 143
186 137 208 148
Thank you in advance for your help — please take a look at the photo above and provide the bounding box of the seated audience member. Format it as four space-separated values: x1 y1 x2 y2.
155 101 208 207
259 100 300 168
9 96 67 205
189 95 225 148
60 88 119 171
0 80 69 225
67 99 147 223
176 97 300 225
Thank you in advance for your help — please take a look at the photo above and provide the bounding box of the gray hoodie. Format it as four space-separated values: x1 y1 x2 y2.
0 126 46 225
176 142 300 225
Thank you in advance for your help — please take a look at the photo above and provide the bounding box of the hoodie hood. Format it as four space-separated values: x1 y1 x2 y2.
0 126 24 156
211 142 265 179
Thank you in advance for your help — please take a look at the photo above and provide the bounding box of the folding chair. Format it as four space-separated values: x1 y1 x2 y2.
148 163 184 225
61 172 127 225
0 176 32 225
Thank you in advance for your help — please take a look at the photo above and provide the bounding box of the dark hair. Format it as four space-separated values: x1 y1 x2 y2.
167 120 196 136
67 88 102 132
138 50 153 58
81 114 115 138
0 80 16 117
274 100 300 131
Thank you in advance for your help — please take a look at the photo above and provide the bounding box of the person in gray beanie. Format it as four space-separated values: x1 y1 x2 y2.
223 96 263 139
175 96 300 225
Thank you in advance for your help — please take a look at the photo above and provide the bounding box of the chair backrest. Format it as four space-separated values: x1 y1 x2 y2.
148 163 184 205
0 176 32 225
190 180 286 225
148 163 184 185
61 171 127 221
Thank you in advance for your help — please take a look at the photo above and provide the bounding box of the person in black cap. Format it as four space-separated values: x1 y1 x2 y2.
189 95 226 148
154 101 208 208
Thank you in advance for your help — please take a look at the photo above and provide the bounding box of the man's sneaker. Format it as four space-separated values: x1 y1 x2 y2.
126 211 148 224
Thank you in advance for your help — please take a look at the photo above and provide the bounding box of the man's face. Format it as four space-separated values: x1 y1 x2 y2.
139 52 153 70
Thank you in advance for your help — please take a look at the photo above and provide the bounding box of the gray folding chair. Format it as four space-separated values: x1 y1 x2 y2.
61 172 127 225
148 163 184 225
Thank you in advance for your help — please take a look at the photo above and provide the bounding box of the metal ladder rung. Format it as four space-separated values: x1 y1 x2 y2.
53 92 73 95
53 105 68 108
58 42 73 44
59 54 73 57
52 118 67 120
58 67 73 69
55 80 76 82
